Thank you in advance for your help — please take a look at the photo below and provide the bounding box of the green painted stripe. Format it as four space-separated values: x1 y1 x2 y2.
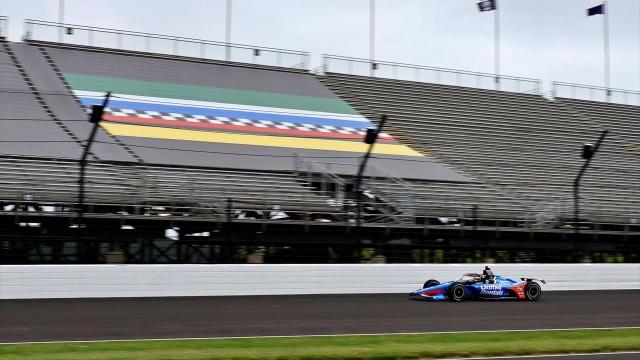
64 73 358 115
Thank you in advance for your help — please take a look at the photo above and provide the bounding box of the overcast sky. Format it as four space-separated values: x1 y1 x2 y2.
1 0 639 93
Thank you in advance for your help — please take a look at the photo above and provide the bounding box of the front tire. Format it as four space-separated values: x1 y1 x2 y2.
448 283 466 302
423 279 440 289
525 282 542 301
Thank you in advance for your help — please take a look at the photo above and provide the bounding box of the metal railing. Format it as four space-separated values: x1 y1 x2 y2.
23 19 310 70
293 154 347 204
2 198 638 236
361 162 414 220
292 155 416 223
0 16 8 38
322 54 541 94
1 155 638 228
552 81 640 106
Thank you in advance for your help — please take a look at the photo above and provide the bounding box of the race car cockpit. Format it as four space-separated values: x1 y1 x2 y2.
482 266 495 283
453 266 497 284
456 273 482 283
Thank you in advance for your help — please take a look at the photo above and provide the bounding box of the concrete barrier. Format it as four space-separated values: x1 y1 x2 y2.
1 263 638 299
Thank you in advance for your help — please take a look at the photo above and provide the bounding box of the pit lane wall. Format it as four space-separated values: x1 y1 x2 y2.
1 264 638 299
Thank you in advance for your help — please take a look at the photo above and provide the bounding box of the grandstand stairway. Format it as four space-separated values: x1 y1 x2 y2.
293 155 415 224
0 38 83 158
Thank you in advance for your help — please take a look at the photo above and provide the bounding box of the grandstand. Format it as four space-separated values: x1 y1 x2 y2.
319 70 639 223
1 19 638 264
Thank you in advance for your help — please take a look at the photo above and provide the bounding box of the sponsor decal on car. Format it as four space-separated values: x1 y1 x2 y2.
479 284 503 296
510 282 526 298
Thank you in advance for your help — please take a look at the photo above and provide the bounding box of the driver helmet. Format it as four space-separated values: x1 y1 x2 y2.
482 266 495 282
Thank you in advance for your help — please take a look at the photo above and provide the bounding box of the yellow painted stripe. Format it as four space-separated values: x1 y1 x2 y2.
101 123 423 157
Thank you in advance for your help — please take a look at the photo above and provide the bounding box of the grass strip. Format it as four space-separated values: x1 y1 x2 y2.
0 328 638 360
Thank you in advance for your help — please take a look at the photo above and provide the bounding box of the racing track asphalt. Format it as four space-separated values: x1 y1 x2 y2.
0 290 638 343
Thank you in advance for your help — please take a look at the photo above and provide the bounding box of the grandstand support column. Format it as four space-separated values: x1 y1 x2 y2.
77 92 112 223
354 115 387 227
573 129 608 234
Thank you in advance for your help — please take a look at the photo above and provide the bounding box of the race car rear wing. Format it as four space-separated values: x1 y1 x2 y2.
521 277 547 284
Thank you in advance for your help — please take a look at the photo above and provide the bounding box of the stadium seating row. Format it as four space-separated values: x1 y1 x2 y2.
319 73 639 222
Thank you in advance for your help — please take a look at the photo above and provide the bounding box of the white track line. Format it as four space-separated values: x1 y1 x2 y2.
443 352 640 359
0 326 638 345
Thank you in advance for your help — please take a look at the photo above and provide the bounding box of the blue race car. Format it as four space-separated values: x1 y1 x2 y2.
409 266 545 302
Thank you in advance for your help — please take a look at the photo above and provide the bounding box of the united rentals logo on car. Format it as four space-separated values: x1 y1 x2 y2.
479 284 503 296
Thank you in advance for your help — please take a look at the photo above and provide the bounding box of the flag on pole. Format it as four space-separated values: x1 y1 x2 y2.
587 4 605 16
587 1 611 99
477 0 496 12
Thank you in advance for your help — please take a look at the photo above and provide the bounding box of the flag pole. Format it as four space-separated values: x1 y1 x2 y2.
225 0 232 61
369 0 375 76
603 0 611 101
495 0 500 89
58 0 64 42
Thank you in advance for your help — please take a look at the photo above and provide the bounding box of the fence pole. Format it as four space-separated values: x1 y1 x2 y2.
354 115 387 227
573 130 608 233
77 92 112 223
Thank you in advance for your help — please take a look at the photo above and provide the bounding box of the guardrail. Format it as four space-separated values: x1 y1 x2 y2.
23 19 310 70
0 16 8 38
552 81 640 106
1 264 638 299
322 54 541 94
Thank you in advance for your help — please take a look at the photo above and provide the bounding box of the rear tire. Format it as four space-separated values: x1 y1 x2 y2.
525 282 542 301
448 283 466 302
423 279 440 289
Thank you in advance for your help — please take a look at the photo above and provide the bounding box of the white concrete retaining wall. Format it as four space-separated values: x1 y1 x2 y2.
1 264 638 299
